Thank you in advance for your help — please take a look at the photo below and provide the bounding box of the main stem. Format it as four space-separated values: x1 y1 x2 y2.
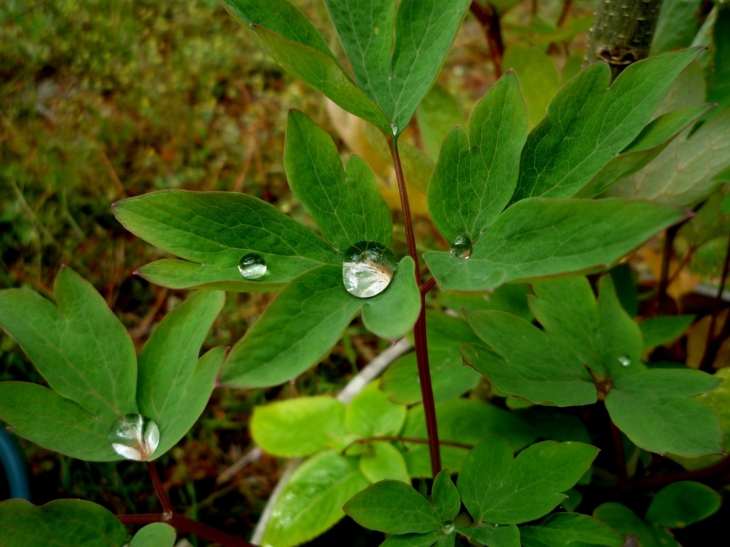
388 138 442 476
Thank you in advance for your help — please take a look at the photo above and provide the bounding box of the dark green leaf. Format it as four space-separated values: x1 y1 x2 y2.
346 382 406 438
432 470 460 523
434 534 455 547
640 315 695 351
251 396 348 457
594 503 679 547
457 524 520 547
130 523 176 547
706 5 730 112
220 266 362 388
381 532 442 547
678 190 730 248
425 199 685 292
651 0 704 55
263 451 369 547
417 85 465 159
512 49 700 201
344 480 442 534
0 499 130 547
359 441 411 484
285 110 391 250
457 436 598 524
519 513 623 547
645 481 721 528
606 263 638 317
427 72 528 244
605 369 723 456
114 190 339 291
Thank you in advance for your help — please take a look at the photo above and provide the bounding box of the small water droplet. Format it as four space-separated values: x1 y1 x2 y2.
442 521 455 534
109 414 160 461
342 242 396 298
450 234 472 259
238 253 267 279
493 523 500 527
618 354 631 367
390 122 398 135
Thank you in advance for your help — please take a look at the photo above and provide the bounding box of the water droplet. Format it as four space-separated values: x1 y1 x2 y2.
442 521 455 534
450 234 472 259
618 354 631 367
238 253 267 279
390 122 398 135
109 414 160 461
342 242 396 298
493 523 500 527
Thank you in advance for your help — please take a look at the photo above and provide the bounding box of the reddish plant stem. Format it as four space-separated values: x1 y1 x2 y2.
609 420 628 491
420 277 437 296
146 461 174 515
388 139 442 476
656 223 683 314
470 2 504 77
634 456 730 490
117 513 256 547
344 436 474 454
557 0 573 28
700 233 730 371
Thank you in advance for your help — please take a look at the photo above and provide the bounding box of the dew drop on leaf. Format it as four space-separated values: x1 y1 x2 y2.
618 354 631 367
450 234 472 259
390 122 398 135
442 521 455 534
109 414 160 461
342 242 396 298
493 523 499 527
238 253 267 279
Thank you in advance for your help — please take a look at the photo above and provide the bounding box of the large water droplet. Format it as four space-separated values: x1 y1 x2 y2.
618 354 631 367
450 234 472 259
342 242 396 298
238 253 267 279
109 414 160 461
442 521 455 534
390 122 398 135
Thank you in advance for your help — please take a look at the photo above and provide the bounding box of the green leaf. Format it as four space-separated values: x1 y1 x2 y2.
113 190 339 291
359 441 411 484
576 104 713 198
400 399 537 477
639 315 695 351
381 533 442 547
519 513 623 547
605 369 723 456
221 266 362 388
346 382 406 438
706 5 730 112
361 257 421 340
0 267 137 421
645 481 721 528
0 499 130 547
344 480 442 534
503 45 560 128
251 396 348 457
695 368 730 451
263 450 370 547
284 110 391 250
434 534 455 547
651 0 704 55
457 437 598 525
457 524 520 547
594 503 679 547
324 0 471 133
416 85 465 159
462 311 596 407
381 311 481 405
0 382 117 461
130 523 176 547
425 198 685 292
136 290 225 457
512 49 700 201
427 72 528 245
432 470 460 523
678 189 730 248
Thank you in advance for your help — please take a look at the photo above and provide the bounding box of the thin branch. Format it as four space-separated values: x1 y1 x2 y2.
633 456 730 490
557 0 573 27
470 2 504 77
420 277 437 296
700 234 730 370
147 461 174 516
343 436 475 455
656 222 686 315
388 139 442 476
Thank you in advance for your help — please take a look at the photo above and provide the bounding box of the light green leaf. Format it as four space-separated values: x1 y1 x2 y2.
344 480 442 534
324 0 471 134
113 190 339 291
427 72 528 245
263 450 370 547
130 523 176 547
381 533 442 547
284 110 391 250
695 368 730 447
432 470 460 523
503 45 559 128
437 284 533 321
251 396 348 457
512 49 700 201
0 268 137 421
416 85 465 159
0 499 130 547
457 437 598 524
594 503 679 547
640 315 695 351
519 513 623 547
381 311 481 405
605 369 723 456
346 382 406 438
359 441 411 484
651 0 704 55
645 481 721 528
0 382 117 461
425 198 685 292
221 266 362 388
137 290 225 457
361 257 421 340
400 399 538 478
457 524 520 547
